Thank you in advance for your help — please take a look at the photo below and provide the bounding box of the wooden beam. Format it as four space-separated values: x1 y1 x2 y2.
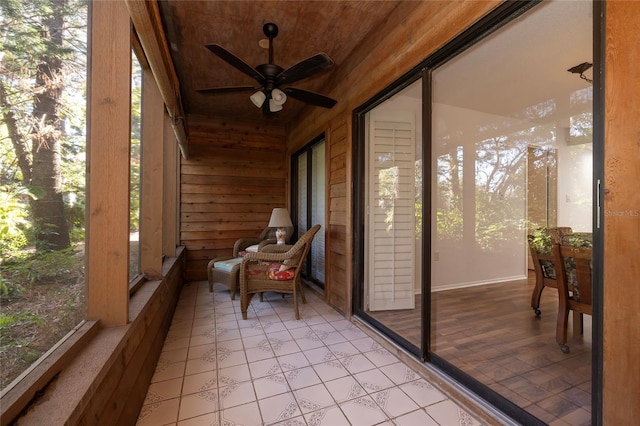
87 0 130 325
125 0 189 158
140 68 164 278
163 114 179 257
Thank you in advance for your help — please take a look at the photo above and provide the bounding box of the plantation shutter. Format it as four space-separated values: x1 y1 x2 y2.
368 111 416 311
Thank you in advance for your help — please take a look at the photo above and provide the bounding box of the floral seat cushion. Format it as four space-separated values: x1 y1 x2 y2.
245 263 296 281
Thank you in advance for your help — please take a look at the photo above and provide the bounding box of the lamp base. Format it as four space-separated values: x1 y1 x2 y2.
276 228 286 245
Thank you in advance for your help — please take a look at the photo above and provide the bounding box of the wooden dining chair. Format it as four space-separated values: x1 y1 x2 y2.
553 243 593 353
528 227 573 316
240 224 321 320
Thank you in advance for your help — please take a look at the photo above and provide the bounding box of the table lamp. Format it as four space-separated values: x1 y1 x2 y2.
268 208 293 245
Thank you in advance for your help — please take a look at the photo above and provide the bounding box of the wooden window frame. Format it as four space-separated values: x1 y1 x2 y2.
0 2 181 421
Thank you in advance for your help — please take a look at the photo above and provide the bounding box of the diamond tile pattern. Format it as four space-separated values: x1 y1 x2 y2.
135 281 485 425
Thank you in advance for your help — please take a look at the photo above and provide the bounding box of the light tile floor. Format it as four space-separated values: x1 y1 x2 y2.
136 281 486 426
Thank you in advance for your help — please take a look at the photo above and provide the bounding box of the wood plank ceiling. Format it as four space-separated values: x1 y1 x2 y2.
157 0 404 125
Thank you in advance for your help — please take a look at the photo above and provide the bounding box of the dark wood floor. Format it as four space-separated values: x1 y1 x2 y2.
366 272 592 426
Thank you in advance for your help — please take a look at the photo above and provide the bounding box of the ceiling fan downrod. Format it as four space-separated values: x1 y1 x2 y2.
255 23 283 93
263 22 278 65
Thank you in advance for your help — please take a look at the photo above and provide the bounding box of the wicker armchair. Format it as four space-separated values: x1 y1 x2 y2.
232 226 292 257
207 226 293 297
240 224 321 320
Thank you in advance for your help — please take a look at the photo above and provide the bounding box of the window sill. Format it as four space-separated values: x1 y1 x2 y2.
0 320 100 424
1 247 185 425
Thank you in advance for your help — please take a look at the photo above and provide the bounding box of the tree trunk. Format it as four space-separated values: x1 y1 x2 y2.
0 81 32 184
30 0 70 251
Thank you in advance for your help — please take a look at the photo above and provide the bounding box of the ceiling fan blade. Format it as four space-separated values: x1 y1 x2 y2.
196 85 258 95
205 44 265 84
276 53 334 86
283 87 337 109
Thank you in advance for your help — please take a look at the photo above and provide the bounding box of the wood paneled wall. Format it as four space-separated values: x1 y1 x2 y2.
181 115 287 281
326 119 350 314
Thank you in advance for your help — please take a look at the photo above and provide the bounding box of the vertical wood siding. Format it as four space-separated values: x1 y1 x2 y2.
603 1 640 422
327 119 350 314
181 116 287 281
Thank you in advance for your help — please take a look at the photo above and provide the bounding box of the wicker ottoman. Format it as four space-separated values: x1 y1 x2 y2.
207 257 243 300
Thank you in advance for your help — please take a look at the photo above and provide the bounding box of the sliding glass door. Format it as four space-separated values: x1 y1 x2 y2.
355 1 597 423
292 136 326 288
430 2 593 423
360 80 423 350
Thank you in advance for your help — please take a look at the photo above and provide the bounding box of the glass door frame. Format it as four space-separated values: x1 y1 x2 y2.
291 133 327 290
351 1 604 424
352 70 425 360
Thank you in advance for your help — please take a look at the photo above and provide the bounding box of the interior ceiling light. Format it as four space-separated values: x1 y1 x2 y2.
269 88 286 112
568 62 593 83
249 88 287 112
250 91 266 108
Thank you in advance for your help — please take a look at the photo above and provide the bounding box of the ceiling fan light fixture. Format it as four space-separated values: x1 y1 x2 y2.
269 99 283 112
250 91 266 108
271 88 287 105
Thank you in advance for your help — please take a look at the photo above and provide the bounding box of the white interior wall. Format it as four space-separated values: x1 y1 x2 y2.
557 140 593 232
431 103 531 290
427 0 593 291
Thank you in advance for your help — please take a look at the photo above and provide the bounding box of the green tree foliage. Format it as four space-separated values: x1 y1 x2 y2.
130 56 142 232
0 0 87 251
0 185 35 256
436 135 528 251
0 0 87 386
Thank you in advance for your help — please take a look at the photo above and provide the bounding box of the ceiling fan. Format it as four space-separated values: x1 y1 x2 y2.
197 22 337 115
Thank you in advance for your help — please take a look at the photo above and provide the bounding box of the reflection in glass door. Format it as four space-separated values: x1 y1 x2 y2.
430 1 593 424
363 80 423 349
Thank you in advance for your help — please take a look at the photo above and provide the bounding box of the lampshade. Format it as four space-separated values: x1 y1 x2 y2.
268 208 293 228
267 88 287 112
250 91 266 108
269 99 283 112
271 88 287 105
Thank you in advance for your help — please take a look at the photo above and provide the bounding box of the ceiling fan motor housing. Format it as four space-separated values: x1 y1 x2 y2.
256 63 284 93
